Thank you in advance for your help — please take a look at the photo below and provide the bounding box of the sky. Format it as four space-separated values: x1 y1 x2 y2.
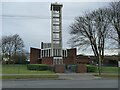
1 1 118 55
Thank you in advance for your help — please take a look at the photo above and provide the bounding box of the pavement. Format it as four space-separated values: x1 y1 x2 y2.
1 72 118 80
1 73 118 88
1 73 101 80
2 79 118 88
56 73 101 80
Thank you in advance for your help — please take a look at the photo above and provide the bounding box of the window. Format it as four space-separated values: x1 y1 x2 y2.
53 13 60 17
41 50 43 57
62 50 67 57
46 50 48 57
48 49 50 57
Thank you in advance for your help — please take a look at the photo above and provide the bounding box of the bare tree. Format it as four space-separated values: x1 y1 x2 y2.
69 8 110 75
2 34 24 64
107 26 118 43
11 50 28 64
2 35 14 63
107 2 120 64
103 2 120 48
92 8 111 74
12 34 24 55
0 38 2 63
108 2 120 43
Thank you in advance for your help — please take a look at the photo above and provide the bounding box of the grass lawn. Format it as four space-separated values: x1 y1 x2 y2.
94 66 119 78
2 64 55 74
100 66 118 73
1 64 58 79
1 75 58 79
94 73 118 78
0 64 119 79
0 75 58 79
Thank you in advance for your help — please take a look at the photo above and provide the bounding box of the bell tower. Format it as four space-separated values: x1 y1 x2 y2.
50 2 63 64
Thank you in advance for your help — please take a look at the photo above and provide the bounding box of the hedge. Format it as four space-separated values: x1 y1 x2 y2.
48 65 55 71
87 65 97 72
71 65 76 72
27 64 48 71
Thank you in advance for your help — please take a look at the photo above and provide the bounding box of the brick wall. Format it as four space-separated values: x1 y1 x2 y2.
76 55 90 64
76 64 87 73
30 47 40 64
30 47 77 65
54 64 65 73
63 48 77 65
42 57 53 65
77 59 90 64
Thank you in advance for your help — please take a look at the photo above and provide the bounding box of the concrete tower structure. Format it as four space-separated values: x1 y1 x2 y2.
30 3 77 66
51 2 63 65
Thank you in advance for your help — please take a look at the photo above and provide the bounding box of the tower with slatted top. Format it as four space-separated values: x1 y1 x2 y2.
50 2 63 65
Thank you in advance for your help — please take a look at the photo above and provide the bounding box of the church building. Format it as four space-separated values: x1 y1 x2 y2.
30 2 77 65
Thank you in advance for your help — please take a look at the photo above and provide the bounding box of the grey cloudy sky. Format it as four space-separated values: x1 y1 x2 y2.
1 1 118 55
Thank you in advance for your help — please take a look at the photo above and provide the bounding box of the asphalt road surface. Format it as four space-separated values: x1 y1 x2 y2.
2 79 118 88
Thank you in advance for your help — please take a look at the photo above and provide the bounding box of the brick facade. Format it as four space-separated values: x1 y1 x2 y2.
54 64 65 73
30 47 41 64
68 48 77 64
30 47 77 65
76 64 87 73
79 55 118 66
76 55 90 64
63 48 77 65
42 57 53 65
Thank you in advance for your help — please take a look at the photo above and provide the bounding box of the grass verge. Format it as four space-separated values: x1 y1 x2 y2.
1 74 58 79
1 64 58 79
94 73 119 79
100 66 118 73
2 64 55 74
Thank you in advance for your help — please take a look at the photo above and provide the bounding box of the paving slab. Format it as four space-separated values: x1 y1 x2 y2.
57 73 101 80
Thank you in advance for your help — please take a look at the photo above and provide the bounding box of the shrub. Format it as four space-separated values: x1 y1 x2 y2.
27 64 48 71
71 65 76 72
87 65 97 72
48 65 55 71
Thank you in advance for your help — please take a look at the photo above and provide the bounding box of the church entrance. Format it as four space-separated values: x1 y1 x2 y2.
65 65 77 73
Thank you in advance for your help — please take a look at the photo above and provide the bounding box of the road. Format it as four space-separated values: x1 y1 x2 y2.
2 79 118 88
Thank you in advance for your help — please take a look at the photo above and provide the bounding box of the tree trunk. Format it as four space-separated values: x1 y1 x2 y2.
98 53 102 75
117 29 120 67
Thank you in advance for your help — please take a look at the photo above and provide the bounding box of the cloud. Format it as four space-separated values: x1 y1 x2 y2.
2 2 116 55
